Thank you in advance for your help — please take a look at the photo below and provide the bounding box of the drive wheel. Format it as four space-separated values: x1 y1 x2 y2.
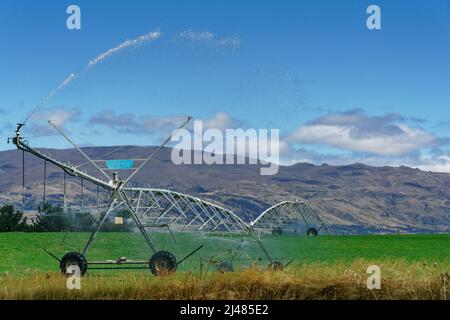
268 261 284 271
60 252 88 276
149 251 177 276
272 227 283 235
216 261 234 273
307 227 318 236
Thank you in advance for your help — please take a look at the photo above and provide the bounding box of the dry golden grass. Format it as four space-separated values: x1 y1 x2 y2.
0 259 448 300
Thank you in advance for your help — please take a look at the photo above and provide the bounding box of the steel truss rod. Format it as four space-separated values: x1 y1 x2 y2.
14 137 112 190
120 116 192 187
43 160 47 205
123 187 273 261
125 187 249 232
22 149 25 208
10 122 307 267
82 197 120 255
250 200 332 235
119 190 157 253
48 120 112 181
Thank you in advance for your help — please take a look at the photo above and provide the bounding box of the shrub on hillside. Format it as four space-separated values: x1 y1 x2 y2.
31 203 71 232
0 205 26 232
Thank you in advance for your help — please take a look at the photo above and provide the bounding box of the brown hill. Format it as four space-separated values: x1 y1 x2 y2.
0 146 449 234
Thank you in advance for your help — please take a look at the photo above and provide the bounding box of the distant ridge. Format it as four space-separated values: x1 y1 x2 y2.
0 146 449 234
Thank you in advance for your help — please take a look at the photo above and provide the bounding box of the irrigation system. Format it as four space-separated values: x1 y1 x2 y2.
251 201 332 236
8 120 331 276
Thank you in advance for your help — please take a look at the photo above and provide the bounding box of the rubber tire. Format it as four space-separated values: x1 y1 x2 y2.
60 252 88 276
217 261 234 273
307 227 318 237
149 251 177 276
268 261 284 271
272 228 283 236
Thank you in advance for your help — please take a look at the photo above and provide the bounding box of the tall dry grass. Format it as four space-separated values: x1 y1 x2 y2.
0 259 448 300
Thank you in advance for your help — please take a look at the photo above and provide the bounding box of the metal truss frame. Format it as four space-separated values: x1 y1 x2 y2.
8 122 275 269
9 121 333 273
124 187 248 232
250 200 332 235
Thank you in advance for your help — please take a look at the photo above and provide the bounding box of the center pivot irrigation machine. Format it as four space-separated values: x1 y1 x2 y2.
8 118 331 276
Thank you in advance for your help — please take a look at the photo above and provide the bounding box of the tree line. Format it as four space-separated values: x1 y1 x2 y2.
0 204 131 232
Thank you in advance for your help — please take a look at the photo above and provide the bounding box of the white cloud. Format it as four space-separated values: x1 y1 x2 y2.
87 108 450 173
39 108 80 127
278 110 450 172
291 110 438 156
90 110 244 135
416 155 450 173
48 109 80 126
292 124 436 156
201 112 243 131
89 110 139 130
27 107 81 136
142 115 188 133
89 110 188 135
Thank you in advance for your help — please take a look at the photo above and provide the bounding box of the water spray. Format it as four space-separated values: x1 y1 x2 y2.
21 30 162 125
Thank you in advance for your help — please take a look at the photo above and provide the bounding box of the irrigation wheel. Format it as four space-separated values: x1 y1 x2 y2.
268 261 284 271
149 251 177 276
216 261 234 273
271 227 283 235
60 252 88 276
307 227 318 236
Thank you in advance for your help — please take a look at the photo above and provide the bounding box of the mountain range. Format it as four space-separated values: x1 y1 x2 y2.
0 146 449 234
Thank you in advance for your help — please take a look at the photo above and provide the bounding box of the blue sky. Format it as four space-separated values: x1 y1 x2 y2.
1 0 450 171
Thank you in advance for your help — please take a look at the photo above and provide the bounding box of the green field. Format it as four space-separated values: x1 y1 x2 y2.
1 232 449 274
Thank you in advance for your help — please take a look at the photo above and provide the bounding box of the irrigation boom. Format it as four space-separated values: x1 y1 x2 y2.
9 123 112 190
7 120 330 276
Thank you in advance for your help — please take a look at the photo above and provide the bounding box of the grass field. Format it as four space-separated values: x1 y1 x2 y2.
1 260 448 300
0 232 449 299
1 232 449 273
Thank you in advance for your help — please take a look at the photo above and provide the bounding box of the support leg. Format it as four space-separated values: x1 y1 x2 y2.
248 228 273 263
119 190 157 253
82 197 117 256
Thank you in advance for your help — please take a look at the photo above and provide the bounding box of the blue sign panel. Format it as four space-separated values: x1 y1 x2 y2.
106 159 134 170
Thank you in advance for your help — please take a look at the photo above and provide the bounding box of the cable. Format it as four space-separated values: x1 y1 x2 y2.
22 104 42 125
